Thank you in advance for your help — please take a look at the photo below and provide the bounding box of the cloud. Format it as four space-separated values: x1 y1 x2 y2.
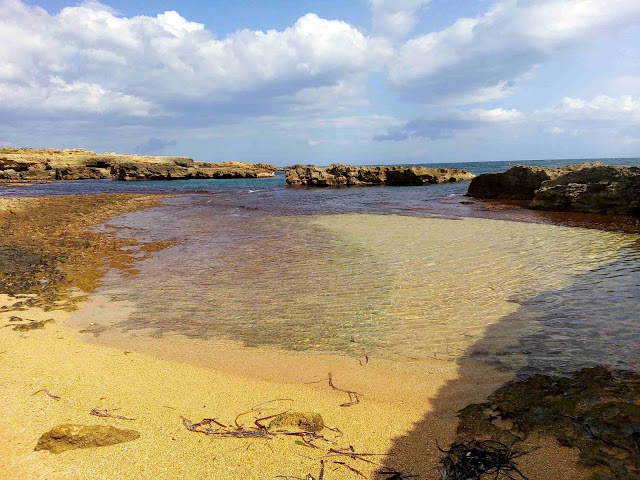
370 0 430 39
0 76 152 117
535 94 640 132
389 0 640 104
0 0 392 124
374 108 523 141
134 137 177 154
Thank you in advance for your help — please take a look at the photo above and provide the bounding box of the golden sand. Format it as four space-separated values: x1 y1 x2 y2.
0 301 589 480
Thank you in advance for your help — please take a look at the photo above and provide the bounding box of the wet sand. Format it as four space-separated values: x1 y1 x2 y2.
0 195 608 479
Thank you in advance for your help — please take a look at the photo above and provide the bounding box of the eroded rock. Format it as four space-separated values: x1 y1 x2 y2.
35 424 141 453
466 162 603 200
285 164 474 187
531 164 640 216
0 148 275 183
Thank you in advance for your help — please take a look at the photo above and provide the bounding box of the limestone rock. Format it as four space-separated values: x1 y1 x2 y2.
466 162 603 200
530 164 640 216
35 424 140 454
267 412 325 432
285 164 474 187
0 148 275 183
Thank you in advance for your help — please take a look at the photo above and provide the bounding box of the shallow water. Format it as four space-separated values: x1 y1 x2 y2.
74 193 640 375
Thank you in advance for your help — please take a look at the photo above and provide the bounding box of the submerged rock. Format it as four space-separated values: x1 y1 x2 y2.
285 164 474 187
531 164 640 216
267 412 325 432
466 162 603 200
35 424 141 453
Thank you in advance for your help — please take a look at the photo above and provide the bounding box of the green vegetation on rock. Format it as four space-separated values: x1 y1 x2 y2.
455 367 640 480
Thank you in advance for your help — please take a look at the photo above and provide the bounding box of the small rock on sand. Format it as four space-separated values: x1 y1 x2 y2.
267 412 325 432
35 424 141 454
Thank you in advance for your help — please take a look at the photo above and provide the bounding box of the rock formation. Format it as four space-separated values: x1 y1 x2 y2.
285 164 474 187
114 160 275 181
466 162 604 200
466 162 640 217
530 164 640 216
34 424 140 453
0 148 275 182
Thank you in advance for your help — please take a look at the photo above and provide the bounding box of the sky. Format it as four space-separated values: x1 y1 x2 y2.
1 0 640 165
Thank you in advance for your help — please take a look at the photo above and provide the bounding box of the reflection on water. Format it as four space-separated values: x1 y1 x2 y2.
469 240 640 374
77 196 640 373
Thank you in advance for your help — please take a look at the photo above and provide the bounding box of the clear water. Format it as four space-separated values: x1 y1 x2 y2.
10 157 637 375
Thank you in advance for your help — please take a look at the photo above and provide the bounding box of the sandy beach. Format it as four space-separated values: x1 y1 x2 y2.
0 194 601 479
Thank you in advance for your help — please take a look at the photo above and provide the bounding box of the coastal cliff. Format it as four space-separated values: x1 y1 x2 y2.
0 148 275 182
286 164 475 187
467 162 640 217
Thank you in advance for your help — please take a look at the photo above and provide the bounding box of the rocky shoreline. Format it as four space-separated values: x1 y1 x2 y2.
286 163 475 186
0 148 275 183
467 162 640 217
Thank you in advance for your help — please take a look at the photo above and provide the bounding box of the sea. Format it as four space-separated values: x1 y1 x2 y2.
3 158 640 378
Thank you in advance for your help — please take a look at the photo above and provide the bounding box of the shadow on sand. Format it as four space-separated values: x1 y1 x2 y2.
381 239 640 479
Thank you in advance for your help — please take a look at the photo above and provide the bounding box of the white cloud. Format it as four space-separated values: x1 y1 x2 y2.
370 0 430 39
374 107 523 141
0 76 152 116
539 95 640 122
467 108 524 122
389 0 640 104
0 0 392 121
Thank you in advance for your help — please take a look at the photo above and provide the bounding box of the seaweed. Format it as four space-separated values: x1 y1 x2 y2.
438 440 530 480
452 367 640 480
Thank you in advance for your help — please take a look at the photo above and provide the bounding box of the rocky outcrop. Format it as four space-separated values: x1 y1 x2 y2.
466 162 604 200
285 164 474 187
0 148 275 182
35 424 140 453
114 160 275 181
530 165 640 216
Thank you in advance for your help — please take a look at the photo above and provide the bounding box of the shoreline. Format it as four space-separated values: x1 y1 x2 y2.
0 193 625 479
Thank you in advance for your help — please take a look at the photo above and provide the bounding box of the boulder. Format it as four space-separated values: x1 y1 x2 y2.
34 424 140 453
466 162 604 200
285 164 474 187
531 165 640 216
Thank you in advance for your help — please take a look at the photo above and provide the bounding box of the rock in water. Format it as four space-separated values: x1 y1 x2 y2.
531 164 640 216
285 164 474 187
0 148 275 182
267 412 325 432
35 424 141 453
466 162 603 200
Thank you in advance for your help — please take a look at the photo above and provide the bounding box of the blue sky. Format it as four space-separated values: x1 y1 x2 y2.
2 0 640 165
